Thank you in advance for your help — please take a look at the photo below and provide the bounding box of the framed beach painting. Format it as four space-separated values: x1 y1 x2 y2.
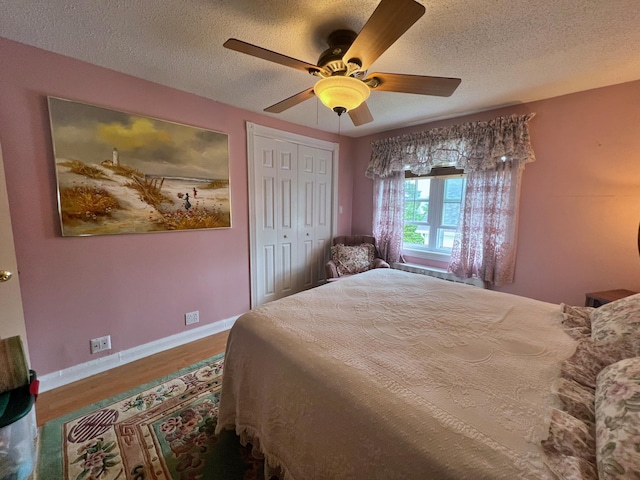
47 97 231 236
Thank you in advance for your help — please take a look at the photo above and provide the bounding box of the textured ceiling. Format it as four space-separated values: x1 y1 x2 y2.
1 0 639 137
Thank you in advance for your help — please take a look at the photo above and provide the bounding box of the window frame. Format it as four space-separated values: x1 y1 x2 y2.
403 168 466 261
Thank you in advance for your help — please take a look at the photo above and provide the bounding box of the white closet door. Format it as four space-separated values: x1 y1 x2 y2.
298 145 333 289
275 140 298 298
252 136 298 305
248 122 338 308
297 147 315 290
312 147 333 284
252 135 277 305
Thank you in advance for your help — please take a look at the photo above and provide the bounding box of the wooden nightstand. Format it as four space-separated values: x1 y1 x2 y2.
585 289 638 308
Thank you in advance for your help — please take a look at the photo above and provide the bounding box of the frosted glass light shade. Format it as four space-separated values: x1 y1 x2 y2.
314 76 370 112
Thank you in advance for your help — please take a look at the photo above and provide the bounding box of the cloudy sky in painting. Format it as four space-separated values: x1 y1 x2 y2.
48 97 229 180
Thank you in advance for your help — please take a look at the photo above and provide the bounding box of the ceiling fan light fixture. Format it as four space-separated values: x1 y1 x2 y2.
314 76 370 114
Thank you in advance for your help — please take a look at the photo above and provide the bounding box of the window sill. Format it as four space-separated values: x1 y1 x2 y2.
402 248 451 263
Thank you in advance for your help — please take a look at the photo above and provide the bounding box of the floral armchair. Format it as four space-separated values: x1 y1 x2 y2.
325 235 390 280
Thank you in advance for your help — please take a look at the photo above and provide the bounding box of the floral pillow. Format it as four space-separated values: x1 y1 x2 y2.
590 293 640 343
543 305 640 480
330 243 375 277
595 357 640 479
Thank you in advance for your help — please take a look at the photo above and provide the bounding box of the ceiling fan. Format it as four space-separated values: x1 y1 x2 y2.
223 0 461 126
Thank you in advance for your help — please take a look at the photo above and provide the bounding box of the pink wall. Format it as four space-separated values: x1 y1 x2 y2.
0 38 351 375
336 137 354 234
2 36 639 377
351 80 640 305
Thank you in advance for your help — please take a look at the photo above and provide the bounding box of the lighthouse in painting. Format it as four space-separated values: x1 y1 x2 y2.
112 147 119 166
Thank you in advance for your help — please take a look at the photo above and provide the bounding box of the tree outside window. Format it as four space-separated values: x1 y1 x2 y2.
404 175 465 256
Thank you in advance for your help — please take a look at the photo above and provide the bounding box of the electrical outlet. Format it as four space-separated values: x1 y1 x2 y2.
90 335 111 354
185 311 199 325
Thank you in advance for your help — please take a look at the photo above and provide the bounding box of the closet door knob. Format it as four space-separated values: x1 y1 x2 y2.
284 235 287 238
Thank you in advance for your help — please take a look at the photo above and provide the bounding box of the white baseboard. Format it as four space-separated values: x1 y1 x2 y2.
38 316 238 393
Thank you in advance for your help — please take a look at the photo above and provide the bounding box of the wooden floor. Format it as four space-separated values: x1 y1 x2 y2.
35 330 229 426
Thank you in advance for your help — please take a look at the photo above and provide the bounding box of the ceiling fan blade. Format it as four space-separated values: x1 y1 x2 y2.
343 0 425 71
348 102 374 126
264 87 316 113
224 39 319 74
367 72 461 97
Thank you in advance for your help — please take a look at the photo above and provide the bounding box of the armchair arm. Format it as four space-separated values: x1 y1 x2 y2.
372 258 390 269
325 260 339 279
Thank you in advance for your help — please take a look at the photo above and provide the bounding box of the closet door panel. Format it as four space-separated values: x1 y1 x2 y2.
300 145 333 285
276 141 298 298
262 244 276 297
299 237 314 289
253 136 279 304
298 177 315 290
249 124 336 307
297 148 316 290
279 241 294 294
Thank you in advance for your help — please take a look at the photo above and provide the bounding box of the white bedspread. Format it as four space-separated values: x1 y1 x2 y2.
216 269 576 479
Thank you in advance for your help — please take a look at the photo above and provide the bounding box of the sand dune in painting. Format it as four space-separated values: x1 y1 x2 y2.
55 158 231 236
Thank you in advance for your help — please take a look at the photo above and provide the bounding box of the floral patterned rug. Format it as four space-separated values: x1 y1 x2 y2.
37 354 265 480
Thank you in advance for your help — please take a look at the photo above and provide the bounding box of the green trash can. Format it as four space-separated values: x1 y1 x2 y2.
0 371 37 480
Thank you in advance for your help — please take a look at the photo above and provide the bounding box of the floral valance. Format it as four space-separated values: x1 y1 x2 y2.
366 113 536 178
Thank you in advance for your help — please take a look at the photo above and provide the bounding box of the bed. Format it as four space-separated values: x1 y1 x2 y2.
215 268 640 479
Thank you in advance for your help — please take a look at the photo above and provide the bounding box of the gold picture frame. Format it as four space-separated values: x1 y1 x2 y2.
47 97 231 236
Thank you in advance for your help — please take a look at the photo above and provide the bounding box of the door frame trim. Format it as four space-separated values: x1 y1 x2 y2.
246 122 339 309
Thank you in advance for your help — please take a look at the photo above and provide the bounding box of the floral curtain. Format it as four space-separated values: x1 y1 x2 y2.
448 161 523 286
372 171 405 264
367 113 536 284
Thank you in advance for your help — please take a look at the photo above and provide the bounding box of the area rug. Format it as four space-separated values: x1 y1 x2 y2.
37 354 265 480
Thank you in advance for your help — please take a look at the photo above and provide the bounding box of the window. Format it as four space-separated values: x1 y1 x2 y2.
403 173 466 259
